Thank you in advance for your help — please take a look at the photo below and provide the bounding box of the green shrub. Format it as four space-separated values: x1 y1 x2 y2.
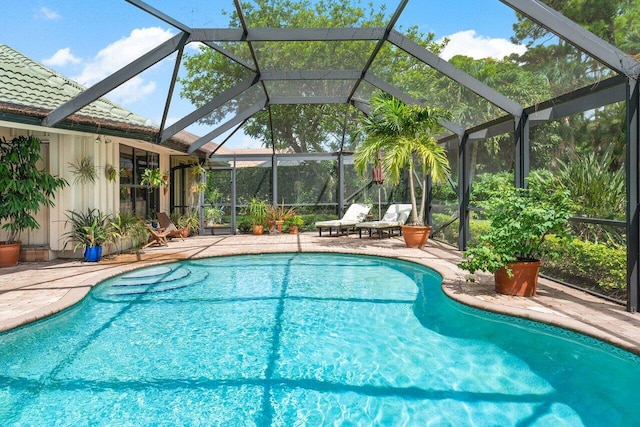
236 215 252 233
431 214 491 247
470 171 514 205
542 235 626 300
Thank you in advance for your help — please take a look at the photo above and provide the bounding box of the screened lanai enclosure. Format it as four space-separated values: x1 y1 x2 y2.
37 0 640 310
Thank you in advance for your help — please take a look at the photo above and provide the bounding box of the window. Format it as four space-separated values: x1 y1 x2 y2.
119 144 159 218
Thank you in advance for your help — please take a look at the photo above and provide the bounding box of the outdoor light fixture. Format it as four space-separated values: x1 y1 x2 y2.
94 135 112 144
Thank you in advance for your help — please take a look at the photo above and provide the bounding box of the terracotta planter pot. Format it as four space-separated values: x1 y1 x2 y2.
275 220 284 233
268 220 275 233
253 224 264 235
401 225 431 248
0 241 21 267
494 259 542 297
289 225 299 234
180 226 191 238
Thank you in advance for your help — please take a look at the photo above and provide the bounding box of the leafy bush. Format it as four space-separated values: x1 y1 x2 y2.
470 171 514 205
431 214 491 247
458 182 573 276
236 216 252 233
530 149 625 245
110 213 148 253
542 235 626 300
63 208 115 250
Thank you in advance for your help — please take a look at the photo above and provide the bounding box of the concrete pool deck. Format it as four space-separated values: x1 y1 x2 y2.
1 233 640 355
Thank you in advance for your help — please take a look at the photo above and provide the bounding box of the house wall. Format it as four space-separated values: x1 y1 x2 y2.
0 121 179 258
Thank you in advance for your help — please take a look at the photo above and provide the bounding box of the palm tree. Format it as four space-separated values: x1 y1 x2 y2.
354 93 452 225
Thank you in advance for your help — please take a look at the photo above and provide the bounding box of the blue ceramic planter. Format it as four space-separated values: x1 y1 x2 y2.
83 245 102 262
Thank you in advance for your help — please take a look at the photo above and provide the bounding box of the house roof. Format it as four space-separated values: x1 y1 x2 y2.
0 44 153 129
0 44 212 157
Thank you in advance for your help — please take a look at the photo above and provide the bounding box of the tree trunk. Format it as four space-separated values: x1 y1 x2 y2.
408 162 419 224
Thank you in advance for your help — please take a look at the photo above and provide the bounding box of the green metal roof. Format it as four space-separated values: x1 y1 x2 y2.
0 44 152 128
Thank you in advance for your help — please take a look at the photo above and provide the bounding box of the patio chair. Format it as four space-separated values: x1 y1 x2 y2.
315 203 372 237
143 224 172 248
356 204 412 239
156 212 185 240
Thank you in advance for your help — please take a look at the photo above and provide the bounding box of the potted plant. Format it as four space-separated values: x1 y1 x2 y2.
354 93 452 248
105 164 119 182
0 136 68 266
175 210 200 237
457 182 573 296
140 168 168 189
109 212 148 254
267 200 296 233
286 215 304 234
62 208 115 262
205 206 225 227
247 198 268 235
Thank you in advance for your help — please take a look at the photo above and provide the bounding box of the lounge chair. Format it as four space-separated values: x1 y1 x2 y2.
356 203 412 239
143 224 172 248
156 212 185 240
315 203 372 236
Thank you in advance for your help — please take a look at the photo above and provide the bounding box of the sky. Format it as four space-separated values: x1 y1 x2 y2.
2 1 526 149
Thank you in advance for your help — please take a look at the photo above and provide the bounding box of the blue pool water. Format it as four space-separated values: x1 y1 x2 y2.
1 253 639 426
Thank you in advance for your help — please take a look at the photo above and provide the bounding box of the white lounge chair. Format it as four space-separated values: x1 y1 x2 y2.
356 204 412 239
315 203 372 236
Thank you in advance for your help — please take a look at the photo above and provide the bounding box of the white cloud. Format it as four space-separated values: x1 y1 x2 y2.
37 6 61 20
42 48 81 67
74 27 174 105
439 30 526 61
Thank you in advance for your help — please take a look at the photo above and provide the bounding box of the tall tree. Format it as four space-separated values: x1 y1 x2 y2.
179 0 444 153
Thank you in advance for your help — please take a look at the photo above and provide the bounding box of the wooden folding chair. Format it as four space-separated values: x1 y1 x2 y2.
156 212 186 240
143 224 172 248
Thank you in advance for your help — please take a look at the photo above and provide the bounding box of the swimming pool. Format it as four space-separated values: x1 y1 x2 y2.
1 252 639 425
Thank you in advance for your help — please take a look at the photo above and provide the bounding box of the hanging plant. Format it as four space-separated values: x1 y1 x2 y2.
190 163 206 180
68 156 97 184
140 168 168 188
105 164 118 182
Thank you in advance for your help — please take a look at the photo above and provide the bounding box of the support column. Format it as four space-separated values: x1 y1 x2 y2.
338 153 345 216
458 134 470 251
231 165 237 235
272 154 278 206
514 114 530 188
627 78 640 312
425 174 432 226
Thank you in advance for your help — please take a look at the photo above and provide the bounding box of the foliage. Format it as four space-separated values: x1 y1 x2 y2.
458 181 574 277
0 136 68 244
511 0 636 49
531 149 625 245
68 156 97 185
354 93 452 225
205 206 225 224
267 200 296 222
286 215 304 227
247 198 268 225
179 0 446 153
177 210 200 232
431 213 495 248
140 168 167 188
469 171 514 205
109 213 148 252
63 208 115 250
105 164 119 182
542 235 627 300
236 216 252 233
509 0 632 170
